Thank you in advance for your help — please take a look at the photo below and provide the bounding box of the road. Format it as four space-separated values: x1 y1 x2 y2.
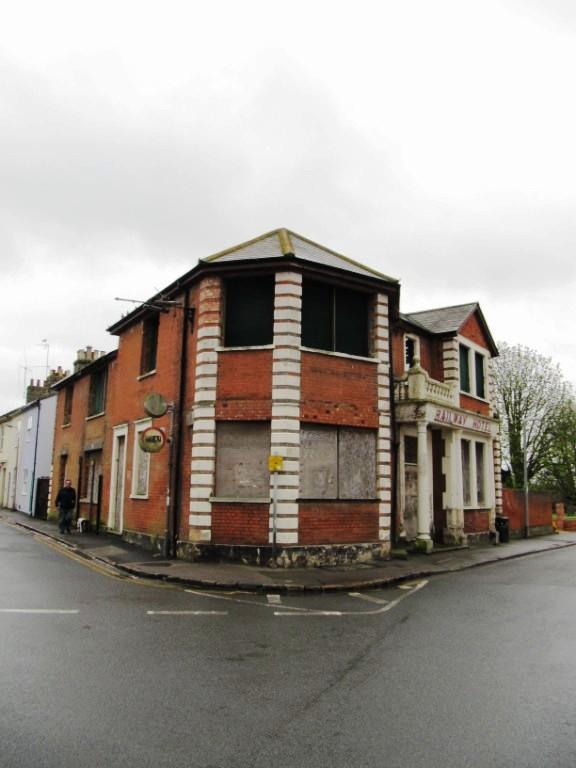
2 518 576 768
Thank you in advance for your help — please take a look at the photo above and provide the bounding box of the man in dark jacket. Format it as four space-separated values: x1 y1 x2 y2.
55 479 76 534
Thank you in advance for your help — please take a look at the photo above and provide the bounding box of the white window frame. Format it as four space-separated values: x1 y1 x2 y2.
131 418 152 499
458 337 489 400
404 333 420 370
461 437 490 509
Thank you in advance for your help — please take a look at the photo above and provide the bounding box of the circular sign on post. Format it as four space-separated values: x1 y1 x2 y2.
139 427 166 453
143 392 169 418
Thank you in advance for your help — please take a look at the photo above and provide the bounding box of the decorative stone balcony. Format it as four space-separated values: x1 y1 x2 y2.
394 361 459 407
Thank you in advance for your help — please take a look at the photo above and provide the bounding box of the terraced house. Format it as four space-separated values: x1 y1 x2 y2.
48 229 502 563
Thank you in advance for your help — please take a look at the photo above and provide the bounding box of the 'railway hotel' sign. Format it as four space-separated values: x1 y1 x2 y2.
433 407 492 434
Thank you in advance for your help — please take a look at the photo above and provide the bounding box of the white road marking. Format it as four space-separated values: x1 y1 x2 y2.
274 579 429 617
266 594 282 605
348 592 389 605
0 609 79 614
185 579 429 617
146 610 228 616
275 610 343 617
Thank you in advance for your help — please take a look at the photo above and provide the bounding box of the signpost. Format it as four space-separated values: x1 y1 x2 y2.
268 454 284 551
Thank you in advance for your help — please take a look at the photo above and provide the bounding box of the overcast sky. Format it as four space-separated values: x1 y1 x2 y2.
2 0 575 413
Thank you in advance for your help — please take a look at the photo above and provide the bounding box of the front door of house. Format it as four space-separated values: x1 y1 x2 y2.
110 433 126 534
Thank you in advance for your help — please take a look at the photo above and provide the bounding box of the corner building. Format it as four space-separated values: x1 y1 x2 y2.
107 230 399 564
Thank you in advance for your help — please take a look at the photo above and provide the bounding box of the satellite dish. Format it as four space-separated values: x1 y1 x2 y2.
143 392 169 418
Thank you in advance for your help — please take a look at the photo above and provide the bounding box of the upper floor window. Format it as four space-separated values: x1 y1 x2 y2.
302 280 371 358
140 314 160 375
88 369 107 416
224 276 275 347
404 334 420 369
459 343 487 399
63 386 73 424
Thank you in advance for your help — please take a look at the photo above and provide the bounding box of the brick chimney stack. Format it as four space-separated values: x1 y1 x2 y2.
73 346 106 373
25 366 69 403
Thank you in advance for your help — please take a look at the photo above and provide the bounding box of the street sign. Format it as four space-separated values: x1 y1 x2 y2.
139 427 166 453
268 454 284 472
143 392 169 418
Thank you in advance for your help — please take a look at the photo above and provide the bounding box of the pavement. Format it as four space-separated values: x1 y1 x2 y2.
3 507 576 593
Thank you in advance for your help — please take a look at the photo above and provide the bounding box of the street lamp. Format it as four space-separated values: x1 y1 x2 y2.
523 425 529 539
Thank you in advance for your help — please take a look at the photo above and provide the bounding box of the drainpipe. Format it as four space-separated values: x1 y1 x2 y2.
165 286 191 559
29 401 41 516
388 314 399 545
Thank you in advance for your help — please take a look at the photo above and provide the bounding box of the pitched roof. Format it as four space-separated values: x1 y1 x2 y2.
202 228 398 283
108 228 399 334
403 303 480 334
402 302 498 356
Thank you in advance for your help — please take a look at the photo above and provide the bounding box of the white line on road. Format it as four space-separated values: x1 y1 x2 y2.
146 610 228 616
275 610 343 617
274 579 429 617
0 609 79 614
348 592 389 605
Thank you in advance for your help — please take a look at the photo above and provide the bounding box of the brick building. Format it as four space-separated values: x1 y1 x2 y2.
51 348 117 525
49 229 502 562
392 303 501 549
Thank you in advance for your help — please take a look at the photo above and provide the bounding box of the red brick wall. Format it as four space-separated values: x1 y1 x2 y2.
301 352 378 427
211 502 269 544
51 357 117 520
460 312 490 350
502 488 554 533
299 503 379 544
459 393 491 416
108 291 195 537
216 349 273 420
464 509 490 533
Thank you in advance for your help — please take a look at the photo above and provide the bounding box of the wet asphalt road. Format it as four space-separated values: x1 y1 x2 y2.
2 518 576 768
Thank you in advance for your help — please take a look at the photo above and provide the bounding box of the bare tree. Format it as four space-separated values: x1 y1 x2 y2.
493 342 570 488
539 396 576 512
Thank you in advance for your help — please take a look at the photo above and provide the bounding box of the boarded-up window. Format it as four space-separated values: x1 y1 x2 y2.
132 420 152 498
215 422 270 498
224 276 274 347
300 425 377 499
301 279 371 357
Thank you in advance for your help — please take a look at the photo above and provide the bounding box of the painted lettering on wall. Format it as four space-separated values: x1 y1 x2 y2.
434 408 491 434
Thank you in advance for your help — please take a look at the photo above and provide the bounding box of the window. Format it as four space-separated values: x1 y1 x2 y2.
88 368 107 416
461 439 471 505
459 344 470 392
405 335 419 369
140 314 160 375
459 343 487 399
63 386 73 424
404 435 418 464
215 422 270 498
475 352 485 399
132 420 152 498
302 280 371 357
300 425 377 499
224 276 274 347
461 438 488 508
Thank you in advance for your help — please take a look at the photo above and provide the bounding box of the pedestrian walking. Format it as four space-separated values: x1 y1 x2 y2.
55 479 76 534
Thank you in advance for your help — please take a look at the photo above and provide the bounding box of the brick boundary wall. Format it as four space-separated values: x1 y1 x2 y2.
502 488 554 536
